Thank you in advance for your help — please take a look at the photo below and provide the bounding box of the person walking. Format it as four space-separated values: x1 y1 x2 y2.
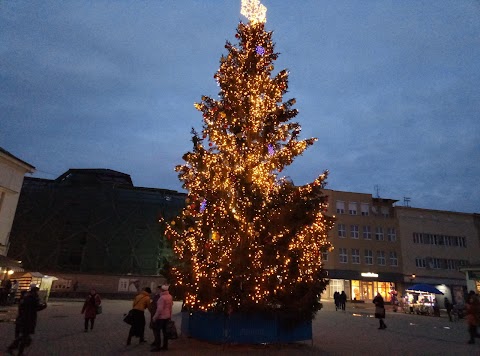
373 292 387 330
81 288 101 332
151 284 173 352
6 284 47 355
444 297 453 322
127 287 151 346
339 291 347 311
149 286 162 347
465 291 480 344
333 291 339 311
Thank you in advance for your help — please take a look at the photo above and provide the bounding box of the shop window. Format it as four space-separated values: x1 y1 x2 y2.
351 280 361 300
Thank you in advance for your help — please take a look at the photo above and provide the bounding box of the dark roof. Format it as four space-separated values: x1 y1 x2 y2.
0 147 35 171
55 169 134 186
0 255 24 272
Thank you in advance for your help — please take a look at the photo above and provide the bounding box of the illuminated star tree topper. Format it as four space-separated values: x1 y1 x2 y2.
241 0 267 24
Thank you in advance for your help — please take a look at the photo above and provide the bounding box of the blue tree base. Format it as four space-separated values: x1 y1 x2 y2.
181 311 312 344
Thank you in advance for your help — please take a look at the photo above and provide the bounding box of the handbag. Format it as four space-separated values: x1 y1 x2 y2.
123 309 134 325
166 320 178 340
96 305 102 315
123 294 147 325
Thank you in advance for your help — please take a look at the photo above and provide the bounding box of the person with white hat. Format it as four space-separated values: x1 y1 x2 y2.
151 284 173 352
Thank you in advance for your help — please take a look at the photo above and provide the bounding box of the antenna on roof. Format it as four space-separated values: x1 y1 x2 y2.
374 185 380 198
403 197 411 207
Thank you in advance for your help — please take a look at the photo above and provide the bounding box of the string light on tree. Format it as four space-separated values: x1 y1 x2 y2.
161 1 334 320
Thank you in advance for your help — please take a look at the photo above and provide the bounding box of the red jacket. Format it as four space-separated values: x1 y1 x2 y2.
81 293 101 319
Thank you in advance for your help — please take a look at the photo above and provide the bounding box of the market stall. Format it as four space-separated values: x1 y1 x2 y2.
405 283 444 316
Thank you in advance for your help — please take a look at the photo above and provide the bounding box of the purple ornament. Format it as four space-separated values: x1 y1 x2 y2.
200 199 207 213
268 144 275 156
256 45 265 55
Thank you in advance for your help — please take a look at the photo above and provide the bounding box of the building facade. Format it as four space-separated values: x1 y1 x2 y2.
321 189 402 302
8 169 186 276
396 206 480 304
0 147 35 263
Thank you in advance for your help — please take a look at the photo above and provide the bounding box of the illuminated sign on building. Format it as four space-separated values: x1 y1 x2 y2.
361 272 379 278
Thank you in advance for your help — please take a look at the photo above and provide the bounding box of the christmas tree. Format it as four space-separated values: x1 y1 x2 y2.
163 0 334 321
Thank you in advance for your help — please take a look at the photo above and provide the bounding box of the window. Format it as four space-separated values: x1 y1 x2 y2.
348 202 357 215
389 251 398 266
446 259 456 270
387 228 396 242
0 191 5 214
377 251 386 266
350 225 359 239
351 249 360 264
415 257 426 268
364 250 373 265
413 232 423 244
361 203 369 216
338 224 346 238
321 251 328 262
339 248 348 263
413 232 466 248
381 206 389 218
362 226 372 240
375 227 384 241
336 201 345 214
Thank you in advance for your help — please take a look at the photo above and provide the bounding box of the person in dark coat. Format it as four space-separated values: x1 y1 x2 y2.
127 287 151 345
444 297 453 322
7 284 47 355
373 292 387 329
333 291 340 311
149 286 162 346
339 291 347 311
81 288 101 332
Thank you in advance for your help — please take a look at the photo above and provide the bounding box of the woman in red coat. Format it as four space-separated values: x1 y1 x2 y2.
81 288 101 332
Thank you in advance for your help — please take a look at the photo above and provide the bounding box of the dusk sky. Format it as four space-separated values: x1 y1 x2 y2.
1 1 479 213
